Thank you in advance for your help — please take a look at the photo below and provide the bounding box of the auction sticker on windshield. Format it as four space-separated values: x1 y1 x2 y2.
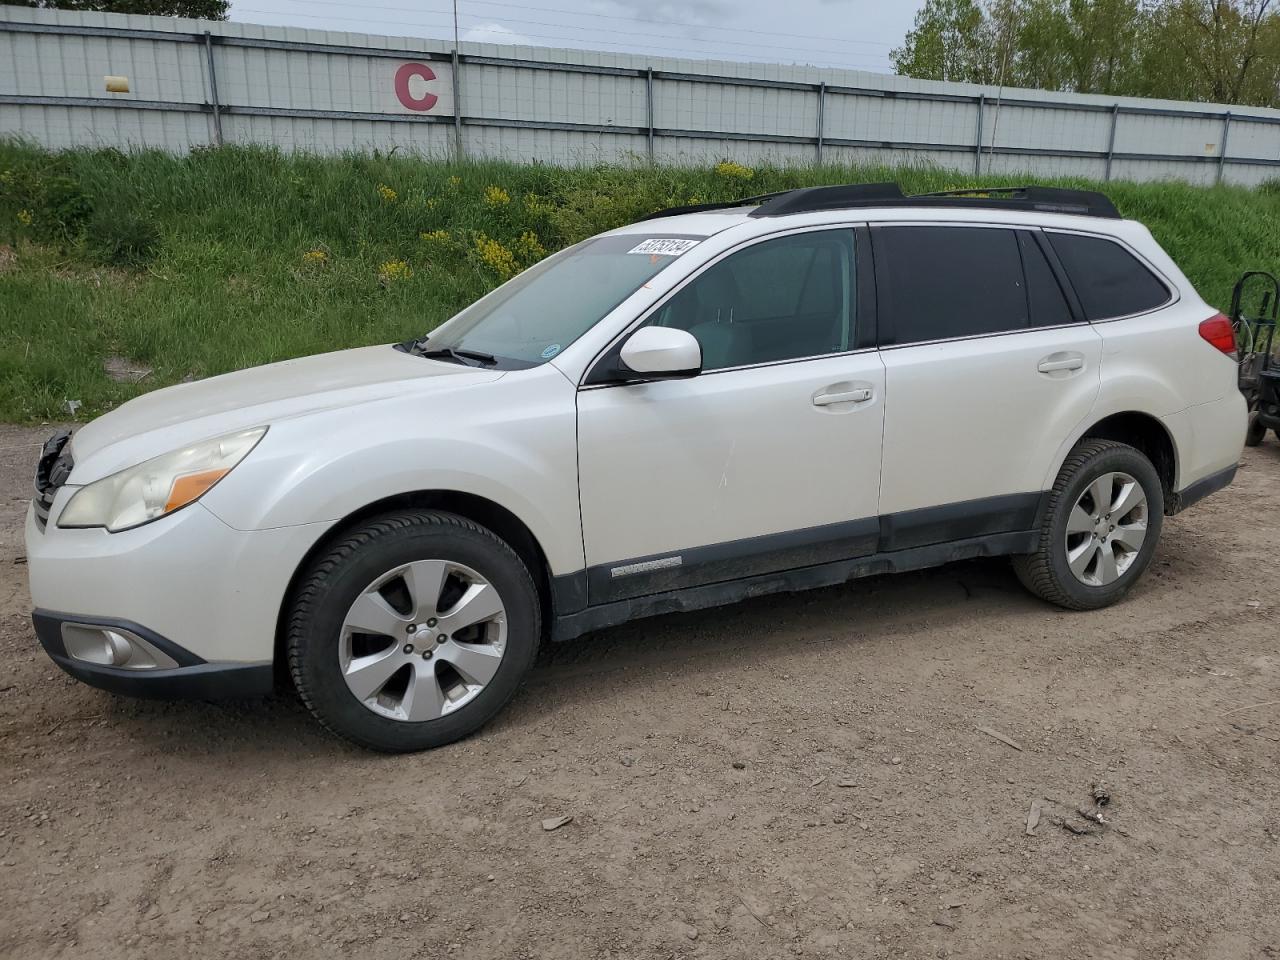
627 238 700 256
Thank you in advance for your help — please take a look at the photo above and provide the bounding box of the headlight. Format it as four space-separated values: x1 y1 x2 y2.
58 427 266 532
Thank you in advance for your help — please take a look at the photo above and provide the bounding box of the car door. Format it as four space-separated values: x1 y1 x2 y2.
576 227 886 604
872 224 1103 548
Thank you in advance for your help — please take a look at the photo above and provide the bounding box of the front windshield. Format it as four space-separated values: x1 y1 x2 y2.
420 234 704 365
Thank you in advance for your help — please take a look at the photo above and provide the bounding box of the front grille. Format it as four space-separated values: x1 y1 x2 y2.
33 429 73 532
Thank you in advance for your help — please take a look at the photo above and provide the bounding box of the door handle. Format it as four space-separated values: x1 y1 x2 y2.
1037 356 1085 373
813 387 872 406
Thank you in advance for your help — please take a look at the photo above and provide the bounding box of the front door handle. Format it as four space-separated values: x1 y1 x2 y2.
1037 355 1085 373
813 387 872 406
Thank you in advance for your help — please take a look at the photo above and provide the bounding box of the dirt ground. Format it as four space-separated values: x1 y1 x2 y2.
1 422 1277 960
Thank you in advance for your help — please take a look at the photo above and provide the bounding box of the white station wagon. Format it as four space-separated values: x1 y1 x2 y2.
27 184 1246 751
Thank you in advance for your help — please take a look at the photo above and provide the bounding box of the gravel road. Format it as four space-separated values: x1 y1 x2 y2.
1 423 1278 960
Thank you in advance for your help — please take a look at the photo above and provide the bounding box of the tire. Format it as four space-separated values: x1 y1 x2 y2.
1013 439 1164 611
1245 411 1266 447
287 511 541 752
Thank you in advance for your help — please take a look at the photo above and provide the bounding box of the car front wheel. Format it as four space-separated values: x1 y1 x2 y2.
287 511 540 752
1013 439 1164 611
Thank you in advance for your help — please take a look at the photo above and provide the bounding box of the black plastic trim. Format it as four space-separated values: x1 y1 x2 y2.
553 529 1038 641
32 610 274 700
869 225 897 347
588 517 880 604
582 491 1046 607
879 492 1046 552
854 226 878 351
550 571 589 616
1033 229 1086 323
1169 463 1237 515
34 610 205 666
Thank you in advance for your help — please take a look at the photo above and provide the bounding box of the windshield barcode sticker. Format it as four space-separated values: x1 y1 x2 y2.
627 238 699 256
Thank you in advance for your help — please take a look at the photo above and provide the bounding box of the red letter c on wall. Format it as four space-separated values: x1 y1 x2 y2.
395 63 438 112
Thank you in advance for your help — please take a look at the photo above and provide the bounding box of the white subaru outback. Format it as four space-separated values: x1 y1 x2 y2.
26 184 1246 752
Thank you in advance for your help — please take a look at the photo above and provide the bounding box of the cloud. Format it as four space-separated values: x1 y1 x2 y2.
591 0 732 26
460 22 535 45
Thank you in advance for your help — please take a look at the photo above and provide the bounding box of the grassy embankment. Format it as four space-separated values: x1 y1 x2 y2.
2 140 1279 423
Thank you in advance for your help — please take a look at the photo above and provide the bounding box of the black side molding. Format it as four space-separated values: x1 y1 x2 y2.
552 529 1037 642
1167 463 1238 515
879 492 1045 552
587 517 879 605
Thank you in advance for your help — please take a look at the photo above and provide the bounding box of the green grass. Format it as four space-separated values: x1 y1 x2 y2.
2 140 1279 422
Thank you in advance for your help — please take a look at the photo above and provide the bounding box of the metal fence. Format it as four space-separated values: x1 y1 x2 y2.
4 5 1280 186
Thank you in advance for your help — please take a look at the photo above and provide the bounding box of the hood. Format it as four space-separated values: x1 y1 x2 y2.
70 345 505 482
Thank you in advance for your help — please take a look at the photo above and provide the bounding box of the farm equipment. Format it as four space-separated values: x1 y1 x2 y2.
1230 271 1280 446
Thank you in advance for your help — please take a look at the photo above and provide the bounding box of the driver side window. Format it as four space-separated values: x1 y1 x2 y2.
649 229 856 371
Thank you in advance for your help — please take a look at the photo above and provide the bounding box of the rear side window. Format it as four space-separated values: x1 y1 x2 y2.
875 226 1027 345
1047 232 1170 320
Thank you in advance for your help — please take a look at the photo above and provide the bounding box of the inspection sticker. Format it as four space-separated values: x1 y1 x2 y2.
627 238 699 256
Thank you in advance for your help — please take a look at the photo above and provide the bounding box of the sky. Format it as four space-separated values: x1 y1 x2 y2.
226 0 925 75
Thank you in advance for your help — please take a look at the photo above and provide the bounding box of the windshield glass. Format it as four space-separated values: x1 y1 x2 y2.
419 234 704 366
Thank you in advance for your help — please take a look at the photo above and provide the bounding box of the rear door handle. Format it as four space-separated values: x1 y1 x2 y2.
813 387 872 406
1037 356 1085 373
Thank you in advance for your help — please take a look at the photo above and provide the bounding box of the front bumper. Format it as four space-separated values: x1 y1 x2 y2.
24 496 333 666
33 610 274 699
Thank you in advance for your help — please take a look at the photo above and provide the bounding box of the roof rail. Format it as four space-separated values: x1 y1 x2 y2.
639 182 1121 222
908 185 1120 218
635 191 787 221
749 183 906 217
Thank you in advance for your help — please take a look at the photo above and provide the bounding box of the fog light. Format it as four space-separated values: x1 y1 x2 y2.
60 623 178 670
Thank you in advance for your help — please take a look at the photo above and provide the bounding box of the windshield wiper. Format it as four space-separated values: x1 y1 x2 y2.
409 343 499 367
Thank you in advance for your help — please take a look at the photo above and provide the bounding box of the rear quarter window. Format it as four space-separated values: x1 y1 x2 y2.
1047 232 1170 320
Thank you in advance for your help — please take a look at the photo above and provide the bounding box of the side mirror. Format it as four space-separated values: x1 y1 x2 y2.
618 327 702 380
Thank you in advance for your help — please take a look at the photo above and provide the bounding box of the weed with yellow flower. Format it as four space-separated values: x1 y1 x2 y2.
472 233 518 279
378 258 412 283
483 185 511 207
713 160 754 181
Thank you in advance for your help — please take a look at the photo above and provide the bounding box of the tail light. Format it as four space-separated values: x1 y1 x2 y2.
1198 313 1236 356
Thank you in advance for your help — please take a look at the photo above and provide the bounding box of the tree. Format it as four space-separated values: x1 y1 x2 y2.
891 0 992 82
1140 0 1278 103
9 0 228 17
893 0 1280 107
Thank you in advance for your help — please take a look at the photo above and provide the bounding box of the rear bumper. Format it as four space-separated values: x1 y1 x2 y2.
33 610 274 700
1161 391 1246 510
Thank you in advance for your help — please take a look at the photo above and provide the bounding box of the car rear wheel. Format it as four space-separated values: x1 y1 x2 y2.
1013 439 1164 611
1245 410 1267 447
287 511 540 752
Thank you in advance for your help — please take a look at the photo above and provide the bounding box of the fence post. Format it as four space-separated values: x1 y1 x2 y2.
973 94 984 176
451 49 464 160
1104 104 1119 181
646 67 655 161
1217 111 1232 185
816 82 826 165
203 31 223 146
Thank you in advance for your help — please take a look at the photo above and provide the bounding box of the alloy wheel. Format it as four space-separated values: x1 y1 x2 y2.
1064 471 1149 587
338 559 507 721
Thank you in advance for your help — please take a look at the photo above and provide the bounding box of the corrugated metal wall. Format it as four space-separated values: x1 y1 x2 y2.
3 4 1280 186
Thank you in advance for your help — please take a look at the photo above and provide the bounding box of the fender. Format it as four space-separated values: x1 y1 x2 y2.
200 367 586 576
1041 381 1183 492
